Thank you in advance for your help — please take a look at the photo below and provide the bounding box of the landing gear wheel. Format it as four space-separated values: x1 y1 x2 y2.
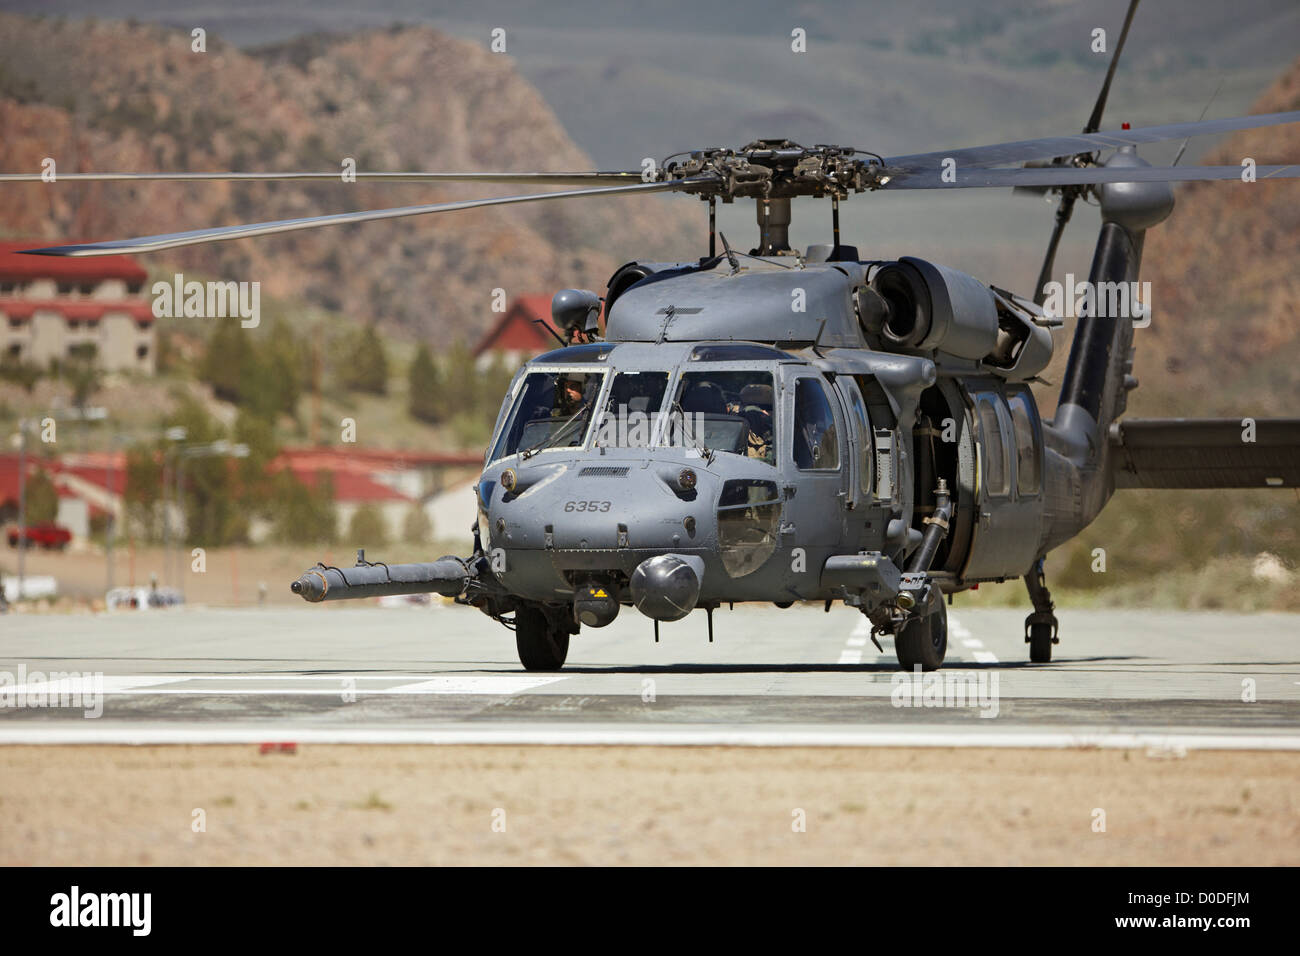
514 605 570 671
895 586 947 672
1028 621 1055 663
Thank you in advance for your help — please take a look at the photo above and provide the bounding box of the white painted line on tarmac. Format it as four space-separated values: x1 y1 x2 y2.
837 650 863 665
0 675 565 696
3 676 187 696
2 725 1299 751
972 651 999 664
961 639 984 649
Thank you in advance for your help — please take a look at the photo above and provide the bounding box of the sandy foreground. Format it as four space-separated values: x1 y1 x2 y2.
2 745 1297 865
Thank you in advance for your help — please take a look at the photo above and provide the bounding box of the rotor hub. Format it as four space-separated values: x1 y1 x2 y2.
660 140 886 201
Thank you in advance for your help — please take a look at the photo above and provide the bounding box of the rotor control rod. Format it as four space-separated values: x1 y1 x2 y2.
906 479 953 575
291 555 469 603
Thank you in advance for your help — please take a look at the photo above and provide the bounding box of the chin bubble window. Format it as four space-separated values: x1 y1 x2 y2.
717 478 781 577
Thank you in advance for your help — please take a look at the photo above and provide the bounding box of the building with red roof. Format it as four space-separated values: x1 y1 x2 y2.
1 445 484 548
471 294 563 369
263 447 482 543
0 240 156 374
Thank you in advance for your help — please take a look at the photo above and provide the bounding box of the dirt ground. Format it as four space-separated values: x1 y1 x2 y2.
1 745 1296 865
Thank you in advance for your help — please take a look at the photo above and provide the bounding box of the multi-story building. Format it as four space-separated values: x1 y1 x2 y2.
0 240 156 374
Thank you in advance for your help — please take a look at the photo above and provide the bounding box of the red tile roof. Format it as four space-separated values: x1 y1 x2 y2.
0 298 155 322
277 448 482 470
0 240 147 283
282 466 411 503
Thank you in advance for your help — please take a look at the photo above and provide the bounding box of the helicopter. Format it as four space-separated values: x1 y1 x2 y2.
7 1 1299 671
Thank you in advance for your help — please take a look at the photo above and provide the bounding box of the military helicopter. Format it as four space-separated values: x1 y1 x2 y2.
9 1 1300 671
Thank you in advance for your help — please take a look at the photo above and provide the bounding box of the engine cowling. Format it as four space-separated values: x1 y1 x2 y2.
868 257 1000 360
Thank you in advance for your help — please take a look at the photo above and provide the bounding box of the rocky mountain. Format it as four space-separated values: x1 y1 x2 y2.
0 15 701 342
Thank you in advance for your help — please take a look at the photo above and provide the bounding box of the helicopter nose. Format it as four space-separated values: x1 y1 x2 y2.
629 553 704 621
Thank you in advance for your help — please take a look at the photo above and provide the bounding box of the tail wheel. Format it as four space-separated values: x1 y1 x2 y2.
514 605 570 671
895 586 947 671
1028 622 1054 663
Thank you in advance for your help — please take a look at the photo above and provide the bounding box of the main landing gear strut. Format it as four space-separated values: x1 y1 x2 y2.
1023 557 1059 663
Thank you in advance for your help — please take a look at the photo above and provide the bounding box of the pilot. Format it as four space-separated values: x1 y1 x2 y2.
553 374 585 417
737 383 775 462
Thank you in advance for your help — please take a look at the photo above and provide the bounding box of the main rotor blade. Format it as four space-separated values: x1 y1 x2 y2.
1033 0 1138 307
1085 0 1140 134
884 111 1300 171
0 170 643 185
883 163 1300 189
22 177 712 257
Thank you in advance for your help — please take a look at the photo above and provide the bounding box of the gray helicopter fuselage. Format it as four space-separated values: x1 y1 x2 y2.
475 256 1067 617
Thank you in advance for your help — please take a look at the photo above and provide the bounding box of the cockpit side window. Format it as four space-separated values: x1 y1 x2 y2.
843 381 874 495
593 372 670 448
669 370 776 463
793 377 840 470
488 370 605 461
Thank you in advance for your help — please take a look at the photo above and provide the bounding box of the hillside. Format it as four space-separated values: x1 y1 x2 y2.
1135 56 1300 416
1024 55 1300 609
0 15 701 342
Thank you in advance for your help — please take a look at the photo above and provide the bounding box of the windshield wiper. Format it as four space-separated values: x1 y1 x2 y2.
519 401 591 460
670 400 714 463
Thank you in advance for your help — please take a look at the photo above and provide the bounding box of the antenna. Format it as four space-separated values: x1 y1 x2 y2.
708 196 717 258
718 232 740 273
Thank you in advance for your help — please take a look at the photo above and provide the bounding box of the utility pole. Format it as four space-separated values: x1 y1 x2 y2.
15 419 27 601
161 426 188 589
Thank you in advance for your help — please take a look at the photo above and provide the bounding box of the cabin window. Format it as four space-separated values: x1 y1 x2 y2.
977 397 1011 497
793 377 840 470
1007 389 1041 495
488 370 606 461
670 370 775 463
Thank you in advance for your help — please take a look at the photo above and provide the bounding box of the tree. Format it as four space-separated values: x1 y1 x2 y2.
402 504 433 544
23 468 58 525
270 469 338 545
0 357 41 393
66 357 102 413
479 350 515 422
338 324 389 396
407 344 442 423
441 340 479 415
197 319 301 421
124 446 163 541
347 503 389 547
233 409 280 506
199 322 248 404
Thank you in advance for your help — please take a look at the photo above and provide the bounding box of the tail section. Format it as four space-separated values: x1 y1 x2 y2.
1041 146 1174 548
1111 418 1300 489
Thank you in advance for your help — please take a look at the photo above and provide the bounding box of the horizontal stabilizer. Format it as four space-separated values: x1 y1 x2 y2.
1110 418 1300 489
